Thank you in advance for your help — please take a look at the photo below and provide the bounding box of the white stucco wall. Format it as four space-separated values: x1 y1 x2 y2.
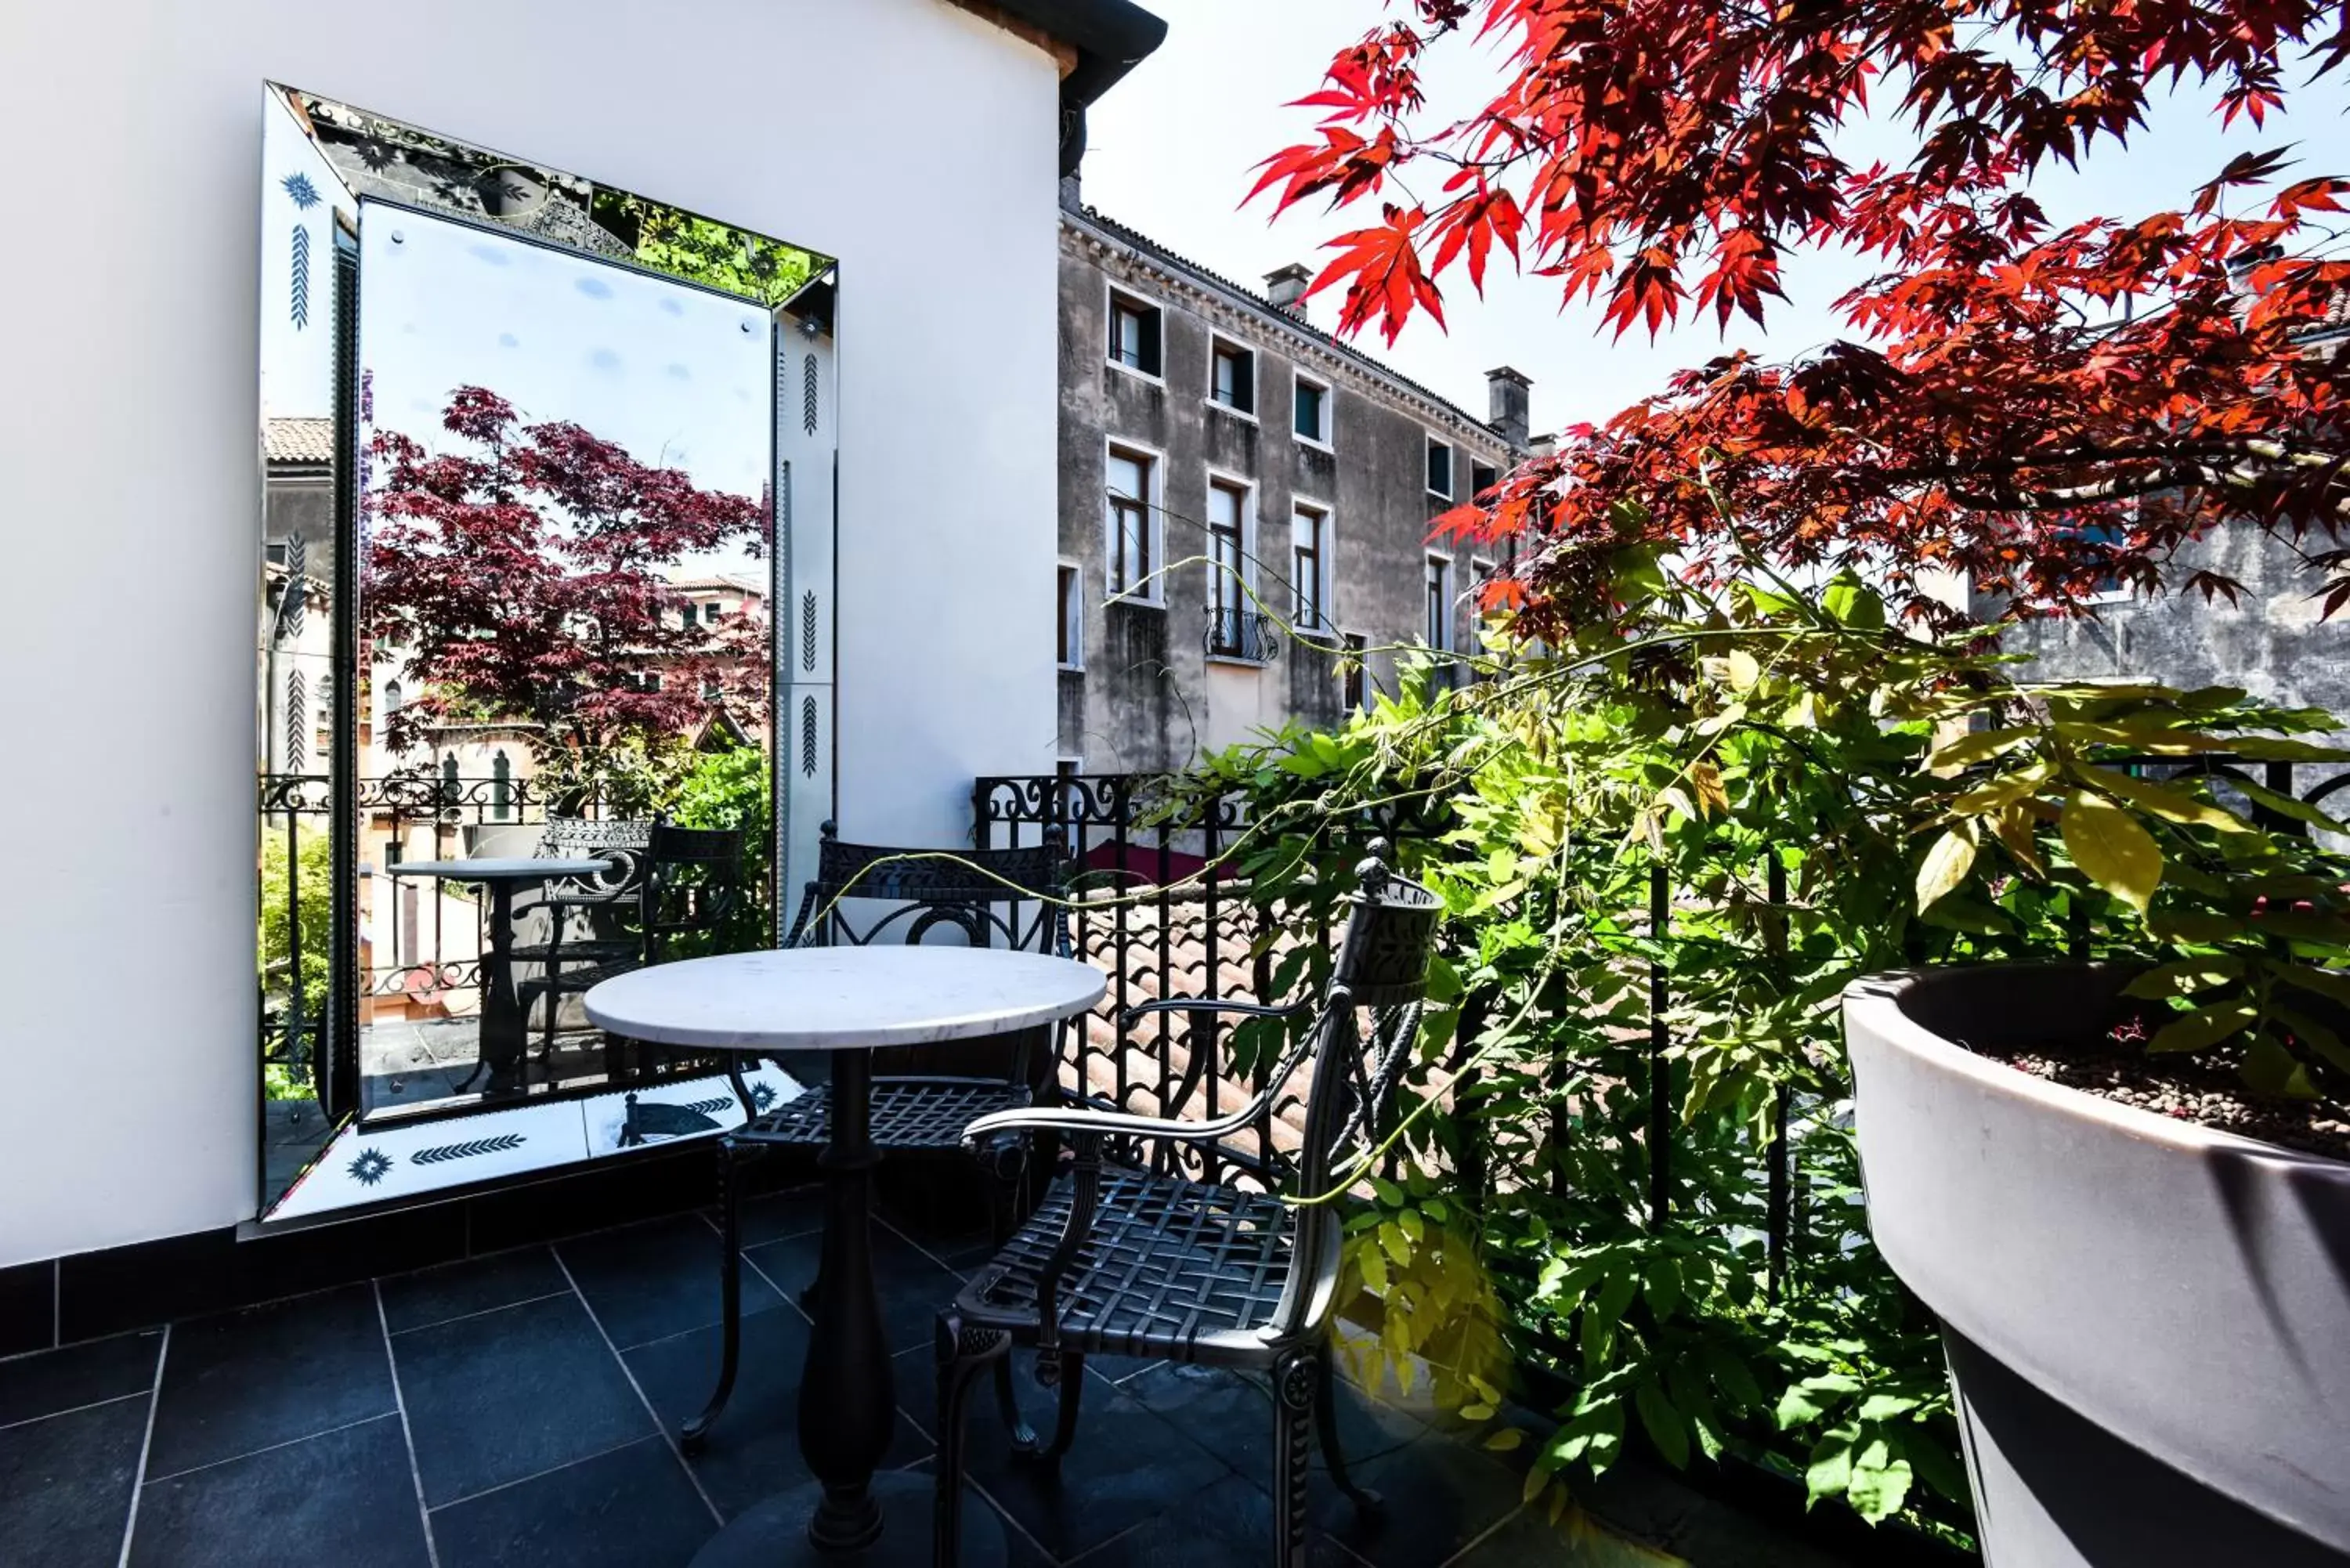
0 0 1063 1267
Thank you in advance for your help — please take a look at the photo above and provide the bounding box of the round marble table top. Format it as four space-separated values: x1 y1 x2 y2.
581 946 1107 1053
386 857 615 881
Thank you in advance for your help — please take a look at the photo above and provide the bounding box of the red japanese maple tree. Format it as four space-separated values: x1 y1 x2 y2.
363 386 769 778
1253 1 2350 626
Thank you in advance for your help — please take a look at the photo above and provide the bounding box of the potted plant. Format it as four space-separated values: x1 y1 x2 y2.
1846 689 2350 1566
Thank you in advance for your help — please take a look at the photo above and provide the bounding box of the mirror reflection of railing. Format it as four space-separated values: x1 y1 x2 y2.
1203 606 1282 663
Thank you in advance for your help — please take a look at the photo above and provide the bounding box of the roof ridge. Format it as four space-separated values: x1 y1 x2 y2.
1068 205 1516 449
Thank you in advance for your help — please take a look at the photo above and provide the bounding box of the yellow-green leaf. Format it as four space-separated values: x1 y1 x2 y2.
2273 965 2350 1010
2060 791 2163 913
2120 957 2243 1000
1690 761 1730 817
1484 1428 1526 1453
2233 777 2350 834
2149 1000 2258 1053
1927 728 2035 775
2074 766 2248 833
1726 649 1762 691
1915 829 1976 912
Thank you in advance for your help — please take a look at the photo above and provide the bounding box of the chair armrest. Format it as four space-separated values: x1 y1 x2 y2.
964 1100 1258 1150
1118 995 1309 1029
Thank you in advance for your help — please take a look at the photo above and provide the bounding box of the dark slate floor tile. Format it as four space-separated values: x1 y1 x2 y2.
728 1188 825 1248
743 1223 962 1356
1450 1501 1694 1566
559 1215 782 1351
624 1308 931 1519
430 1434 716 1568
956 1360 1236 1561
0 1328 160 1427
1121 1361 1428 1491
1314 1427 1532 1568
379 1247 569 1335
1068 1472 1372 1568
390 1292 655 1506
0 1259 52 1359
128 1412 431 1568
0 1396 146 1568
145 1284 394 1479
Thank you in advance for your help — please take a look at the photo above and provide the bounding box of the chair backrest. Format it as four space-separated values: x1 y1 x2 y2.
536 816 653 897
642 820 744 962
785 821 1068 956
1270 841 1443 1336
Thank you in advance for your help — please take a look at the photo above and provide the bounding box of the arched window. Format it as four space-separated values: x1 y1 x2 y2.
317 672 334 724
440 753 459 807
382 678 402 715
492 750 512 821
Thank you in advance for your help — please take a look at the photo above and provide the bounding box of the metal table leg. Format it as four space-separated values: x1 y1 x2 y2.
689 1050 1004 1567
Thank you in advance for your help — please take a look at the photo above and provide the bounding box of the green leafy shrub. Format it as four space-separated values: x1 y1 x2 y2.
1170 558 2350 1541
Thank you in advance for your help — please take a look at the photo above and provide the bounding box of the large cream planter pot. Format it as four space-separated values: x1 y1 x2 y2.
1844 965 2350 1566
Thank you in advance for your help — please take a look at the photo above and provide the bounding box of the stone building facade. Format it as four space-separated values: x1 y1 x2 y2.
1057 196 1530 772
1975 525 2350 724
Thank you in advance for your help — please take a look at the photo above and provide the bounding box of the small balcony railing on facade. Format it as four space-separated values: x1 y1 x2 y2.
1203 605 1282 663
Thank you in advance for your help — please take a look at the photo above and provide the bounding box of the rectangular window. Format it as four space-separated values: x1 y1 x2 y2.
705 602 723 625
1291 504 1328 630
1342 632 1368 711
1209 340 1255 414
1105 446 1156 598
1425 555 1453 650
1206 480 1248 641
1057 563 1083 668
701 675 723 701
1293 375 1330 445
1471 462 1499 500
1107 291 1162 377
1426 438 1455 499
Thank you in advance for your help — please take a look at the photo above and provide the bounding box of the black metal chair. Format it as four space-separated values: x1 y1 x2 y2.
515 819 743 1068
933 842 1442 1568
683 822 1072 1450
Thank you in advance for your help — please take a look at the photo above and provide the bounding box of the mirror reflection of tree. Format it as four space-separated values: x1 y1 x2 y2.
363 384 772 817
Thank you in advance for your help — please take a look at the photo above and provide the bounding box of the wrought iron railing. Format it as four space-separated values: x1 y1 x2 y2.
1203 606 1282 663
258 767 627 1115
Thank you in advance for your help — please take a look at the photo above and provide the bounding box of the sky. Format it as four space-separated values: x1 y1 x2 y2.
359 204 772 580
1084 1 2350 439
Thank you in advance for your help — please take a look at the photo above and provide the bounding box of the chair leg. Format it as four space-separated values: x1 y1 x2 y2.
681 1137 743 1452
1273 1349 1316 1568
935 1313 1010 1568
1315 1342 1382 1514
990 1356 1039 1452
1040 1352 1085 1462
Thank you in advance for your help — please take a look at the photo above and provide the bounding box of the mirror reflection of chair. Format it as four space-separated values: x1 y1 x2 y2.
515 818 743 1089
504 818 653 1080
931 843 1443 1568
682 821 1072 1450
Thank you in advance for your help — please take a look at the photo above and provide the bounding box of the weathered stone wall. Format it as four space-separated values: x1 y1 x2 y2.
1976 522 2350 726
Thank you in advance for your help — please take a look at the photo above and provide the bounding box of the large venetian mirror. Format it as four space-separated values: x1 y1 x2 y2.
256 85 837 1220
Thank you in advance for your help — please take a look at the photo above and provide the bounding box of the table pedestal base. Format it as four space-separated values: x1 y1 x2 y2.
689 1472 1006 1568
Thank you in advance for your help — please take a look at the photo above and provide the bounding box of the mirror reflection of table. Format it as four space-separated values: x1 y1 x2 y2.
584 946 1108 1568
386 857 614 1094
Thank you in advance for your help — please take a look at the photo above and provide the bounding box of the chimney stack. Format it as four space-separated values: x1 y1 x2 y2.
1059 172 1083 214
1529 432 1556 460
1264 264 1312 320
1486 366 1532 449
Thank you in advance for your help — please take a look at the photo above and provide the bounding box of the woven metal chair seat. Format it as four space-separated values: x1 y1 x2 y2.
508 938 637 964
740 1077 1033 1152
955 1168 1293 1360
516 955 642 996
